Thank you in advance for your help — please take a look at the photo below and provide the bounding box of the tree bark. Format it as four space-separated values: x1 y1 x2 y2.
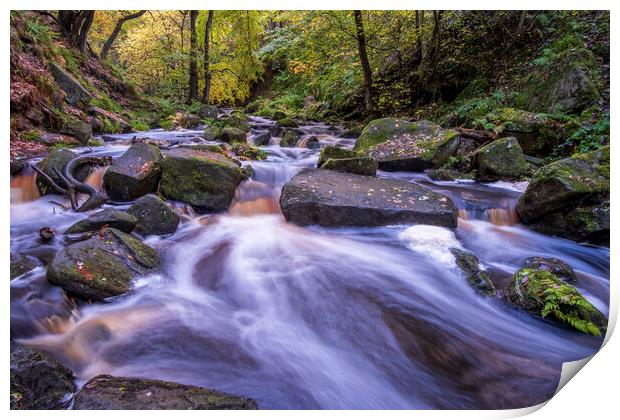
353 10 374 114
202 11 214 103
58 10 95 55
188 10 199 102
100 11 146 60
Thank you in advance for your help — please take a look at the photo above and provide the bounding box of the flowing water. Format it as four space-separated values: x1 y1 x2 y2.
10 116 609 409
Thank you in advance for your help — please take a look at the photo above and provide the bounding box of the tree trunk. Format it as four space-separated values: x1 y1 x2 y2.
516 11 527 37
353 10 374 114
57 10 95 55
430 11 443 99
188 10 199 102
100 11 146 60
202 11 214 103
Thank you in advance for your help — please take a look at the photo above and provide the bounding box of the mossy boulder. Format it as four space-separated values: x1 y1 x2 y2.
342 125 364 139
198 104 219 119
64 209 137 235
203 125 224 140
276 117 298 128
450 248 496 296
220 112 250 132
60 117 92 145
523 256 577 284
517 146 609 224
127 194 180 236
280 129 300 147
49 62 92 106
10 344 76 410
103 143 163 201
317 145 361 167
272 110 287 121
10 253 42 279
321 157 378 176
505 268 607 336
160 148 243 210
73 375 258 410
46 227 160 301
427 168 456 181
253 130 271 146
269 125 284 137
354 119 460 171
231 143 267 160
474 137 529 180
35 148 91 195
219 127 246 143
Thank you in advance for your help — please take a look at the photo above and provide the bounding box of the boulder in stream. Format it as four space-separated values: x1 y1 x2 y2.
450 248 496 296
127 194 180 236
354 118 460 171
317 145 360 167
505 267 607 336
59 117 92 145
321 156 378 176
523 256 577 284
10 344 76 410
47 227 161 301
280 129 300 147
280 169 458 228
474 137 529 180
64 208 137 235
160 148 243 210
219 127 246 143
253 130 271 146
73 375 258 410
103 143 163 201
35 148 91 195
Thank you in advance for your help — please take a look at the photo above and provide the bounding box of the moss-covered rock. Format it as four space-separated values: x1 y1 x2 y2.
517 146 609 224
317 145 360 167
103 143 162 201
523 256 577 284
219 127 246 143
73 375 258 410
203 124 224 140
505 268 607 336
60 117 92 145
46 227 160 301
198 104 219 119
280 129 300 147
160 148 243 210
64 208 137 235
427 168 456 181
530 202 610 246
10 253 42 279
10 344 76 410
354 119 460 171
127 194 180 236
276 117 298 128
342 125 364 139
321 157 378 176
450 248 496 296
231 143 267 160
220 111 250 132
35 148 91 195
474 137 529 180
253 130 271 146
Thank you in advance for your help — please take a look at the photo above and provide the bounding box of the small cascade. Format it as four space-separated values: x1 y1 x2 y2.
84 166 108 190
458 207 520 226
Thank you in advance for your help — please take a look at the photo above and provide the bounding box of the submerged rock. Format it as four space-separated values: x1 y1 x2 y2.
280 169 458 228
10 344 76 410
73 375 258 410
474 137 529 180
523 256 577 284
354 118 460 171
10 253 42 279
505 268 607 336
64 208 137 235
47 227 160 301
317 145 360 167
160 148 243 210
321 157 378 176
35 148 91 195
450 248 496 296
103 143 162 201
127 194 180 236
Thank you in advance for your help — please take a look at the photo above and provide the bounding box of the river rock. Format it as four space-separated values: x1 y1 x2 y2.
103 143 163 201
10 253 42 279
280 129 300 147
523 256 577 284
198 104 219 119
321 157 378 176
219 127 246 143
220 111 250 132
269 125 284 137
127 194 180 236
450 248 496 296
10 344 76 410
317 145 360 167
253 130 271 146
11 159 25 175
47 227 160 301
61 116 93 145
73 375 258 410
342 125 364 139
160 148 243 210
64 208 137 235
49 62 92 106
280 169 458 228
516 146 609 244
35 148 91 195
505 267 607 336
354 118 460 171
277 117 298 128
474 137 529 180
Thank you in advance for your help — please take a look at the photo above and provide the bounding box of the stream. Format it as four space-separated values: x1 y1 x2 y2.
10 115 609 409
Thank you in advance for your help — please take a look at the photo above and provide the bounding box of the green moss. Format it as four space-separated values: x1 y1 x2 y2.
51 142 76 150
317 145 360 167
87 138 103 147
91 93 123 114
130 120 150 132
100 117 122 134
21 129 41 142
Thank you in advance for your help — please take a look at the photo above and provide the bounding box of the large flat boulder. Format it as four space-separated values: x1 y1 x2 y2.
354 119 460 171
103 143 162 201
73 375 258 410
160 148 243 210
280 169 458 228
47 227 160 301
